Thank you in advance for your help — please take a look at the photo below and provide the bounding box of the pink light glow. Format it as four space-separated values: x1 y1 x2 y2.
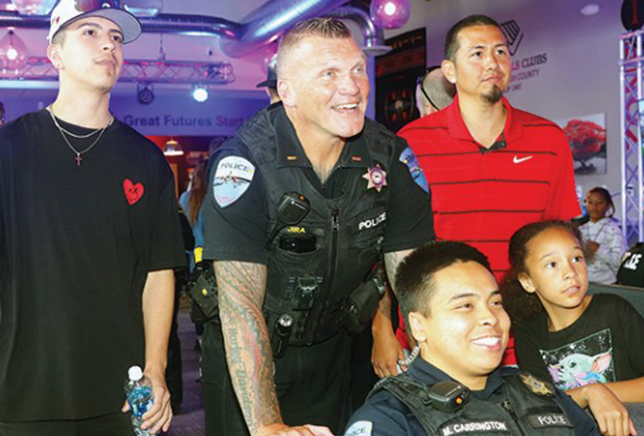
370 0 411 29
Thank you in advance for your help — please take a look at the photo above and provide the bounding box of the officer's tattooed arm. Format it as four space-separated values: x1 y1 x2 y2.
369 249 415 377
384 249 413 292
215 261 281 434
215 261 333 436
371 285 405 377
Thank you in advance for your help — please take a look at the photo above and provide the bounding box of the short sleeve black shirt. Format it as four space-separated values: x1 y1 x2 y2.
0 110 186 421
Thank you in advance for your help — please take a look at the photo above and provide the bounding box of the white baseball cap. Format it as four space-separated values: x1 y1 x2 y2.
48 0 142 44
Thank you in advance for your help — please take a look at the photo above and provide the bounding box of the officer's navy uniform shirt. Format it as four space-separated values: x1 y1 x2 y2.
345 358 600 436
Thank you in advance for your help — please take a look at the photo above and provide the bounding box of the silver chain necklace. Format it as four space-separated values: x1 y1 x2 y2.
48 106 113 167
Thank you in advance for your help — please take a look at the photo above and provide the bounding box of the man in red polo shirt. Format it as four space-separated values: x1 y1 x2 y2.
397 14 580 365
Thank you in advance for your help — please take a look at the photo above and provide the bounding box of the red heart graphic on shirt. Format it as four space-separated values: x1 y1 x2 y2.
123 179 145 205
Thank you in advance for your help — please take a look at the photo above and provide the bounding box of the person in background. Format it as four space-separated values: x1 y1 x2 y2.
181 138 225 354
180 137 226 265
579 187 627 284
414 65 455 118
394 65 456 353
345 241 599 436
397 14 580 366
181 159 208 255
0 1 185 434
257 53 280 104
201 17 434 436
504 220 643 436
0 100 5 125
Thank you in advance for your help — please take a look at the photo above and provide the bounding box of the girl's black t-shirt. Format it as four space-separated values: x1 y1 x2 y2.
515 293 644 391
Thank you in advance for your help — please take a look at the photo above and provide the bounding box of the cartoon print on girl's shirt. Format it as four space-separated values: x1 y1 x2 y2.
538 329 616 390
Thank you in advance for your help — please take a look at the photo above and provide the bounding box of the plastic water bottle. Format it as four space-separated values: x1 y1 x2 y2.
124 365 155 436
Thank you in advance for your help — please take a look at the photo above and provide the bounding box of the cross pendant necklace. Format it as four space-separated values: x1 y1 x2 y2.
47 106 112 167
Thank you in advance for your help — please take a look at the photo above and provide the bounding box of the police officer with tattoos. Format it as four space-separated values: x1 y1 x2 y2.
200 17 434 436
345 242 600 436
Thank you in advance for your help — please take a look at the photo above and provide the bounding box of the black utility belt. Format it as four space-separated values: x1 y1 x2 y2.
269 274 384 358
187 265 385 354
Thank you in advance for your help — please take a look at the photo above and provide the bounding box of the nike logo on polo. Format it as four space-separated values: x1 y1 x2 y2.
513 155 533 164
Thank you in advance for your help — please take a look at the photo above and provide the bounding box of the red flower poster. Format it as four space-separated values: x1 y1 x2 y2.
556 113 607 175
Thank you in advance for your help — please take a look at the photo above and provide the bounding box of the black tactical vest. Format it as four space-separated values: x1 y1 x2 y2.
370 371 576 436
234 106 398 345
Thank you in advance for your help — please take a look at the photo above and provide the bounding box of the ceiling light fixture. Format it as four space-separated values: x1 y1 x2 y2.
0 29 28 71
370 0 411 29
192 85 209 103
137 82 155 105
581 3 600 16
10 0 57 15
163 139 184 156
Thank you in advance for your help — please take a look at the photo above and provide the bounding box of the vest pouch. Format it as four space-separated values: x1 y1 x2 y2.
278 232 317 253
293 276 319 311
342 278 381 334
188 261 219 324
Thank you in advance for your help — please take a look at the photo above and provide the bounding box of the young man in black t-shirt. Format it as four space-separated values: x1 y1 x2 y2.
0 1 185 435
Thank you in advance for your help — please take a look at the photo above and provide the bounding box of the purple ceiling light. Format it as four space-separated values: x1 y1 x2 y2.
0 29 28 70
369 0 410 29
10 0 57 16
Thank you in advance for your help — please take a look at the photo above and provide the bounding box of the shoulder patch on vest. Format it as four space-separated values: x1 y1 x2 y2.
345 420 373 436
519 373 554 396
213 156 255 208
399 147 429 193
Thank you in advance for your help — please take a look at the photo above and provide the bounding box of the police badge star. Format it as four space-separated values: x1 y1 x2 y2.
363 164 387 192
520 373 553 396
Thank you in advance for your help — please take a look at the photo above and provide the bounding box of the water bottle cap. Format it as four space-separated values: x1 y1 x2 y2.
128 365 143 381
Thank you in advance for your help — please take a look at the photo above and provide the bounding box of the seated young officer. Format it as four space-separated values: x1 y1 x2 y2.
344 241 600 436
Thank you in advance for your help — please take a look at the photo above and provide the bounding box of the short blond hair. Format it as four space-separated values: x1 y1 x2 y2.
277 17 353 79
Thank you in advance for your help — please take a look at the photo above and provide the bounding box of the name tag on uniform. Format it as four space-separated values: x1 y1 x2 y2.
441 421 508 436
527 413 572 428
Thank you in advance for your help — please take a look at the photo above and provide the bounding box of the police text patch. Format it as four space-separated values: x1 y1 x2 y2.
440 421 507 436
358 212 387 231
213 156 255 208
345 420 372 436
527 414 572 429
